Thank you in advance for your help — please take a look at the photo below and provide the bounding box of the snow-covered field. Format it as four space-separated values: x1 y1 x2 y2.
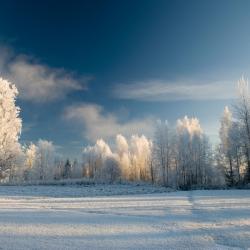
0 186 249 250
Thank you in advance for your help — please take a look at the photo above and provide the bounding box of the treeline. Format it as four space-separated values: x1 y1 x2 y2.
0 76 250 188
80 118 220 189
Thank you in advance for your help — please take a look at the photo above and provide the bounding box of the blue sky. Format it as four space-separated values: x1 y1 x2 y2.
0 0 250 158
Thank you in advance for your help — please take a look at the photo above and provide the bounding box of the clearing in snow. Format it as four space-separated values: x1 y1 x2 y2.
0 185 249 250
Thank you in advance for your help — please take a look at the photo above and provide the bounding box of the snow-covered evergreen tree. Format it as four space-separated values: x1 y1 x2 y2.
63 159 72 179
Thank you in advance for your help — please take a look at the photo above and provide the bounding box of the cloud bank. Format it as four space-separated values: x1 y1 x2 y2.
64 103 155 142
113 79 236 102
0 46 90 102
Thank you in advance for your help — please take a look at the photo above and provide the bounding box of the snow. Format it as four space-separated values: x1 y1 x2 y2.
0 183 169 197
0 186 249 249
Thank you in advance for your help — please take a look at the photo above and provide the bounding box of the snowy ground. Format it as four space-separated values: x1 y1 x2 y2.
0 186 249 250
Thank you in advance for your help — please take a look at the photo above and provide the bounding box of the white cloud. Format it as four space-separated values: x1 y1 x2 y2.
113 79 236 101
0 46 90 102
64 103 155 142
22 121 36 133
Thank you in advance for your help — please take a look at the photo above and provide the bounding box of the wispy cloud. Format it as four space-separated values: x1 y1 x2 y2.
64 103 155 142
0 46 91 102
22 121 36 133
113 79 236 102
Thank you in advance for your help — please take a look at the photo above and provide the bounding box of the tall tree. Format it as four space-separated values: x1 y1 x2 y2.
219 106 234 185
234 77 250 183
154 120 172 186
0 77 22 180
176 116 213 188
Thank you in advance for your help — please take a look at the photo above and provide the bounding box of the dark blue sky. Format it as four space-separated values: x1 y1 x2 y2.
1 0 250 158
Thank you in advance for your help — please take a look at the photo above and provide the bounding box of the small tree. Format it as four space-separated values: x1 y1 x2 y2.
63 159 72 179
71 159 81 179
23 143 37 181
36 139 55 180
103 156 121 184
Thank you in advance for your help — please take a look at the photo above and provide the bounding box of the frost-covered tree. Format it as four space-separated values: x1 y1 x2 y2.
23 143 37 181
228 121 243 183
233 77 250 183
116 134 130 180
25 143 37 169
176 116 214 188
53 157 65 180
0 77 22 180
153 120 173 186
103 156 121 183
36 139 56 180
219 106 235 185
82 139 113 180
23 140 57 181
71 159 82 179
215 77 250 186
82 134 152 182
176 116 202 187
130 135 152 181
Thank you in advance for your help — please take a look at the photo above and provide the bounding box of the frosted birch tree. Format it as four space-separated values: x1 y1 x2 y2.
219 106 235 185
176 116 213 188
23 143 37 180
234 77 250 183
36 139 56 180
0 77 22 180
116 134 130 180
153 120 173 186
130 135 152 181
